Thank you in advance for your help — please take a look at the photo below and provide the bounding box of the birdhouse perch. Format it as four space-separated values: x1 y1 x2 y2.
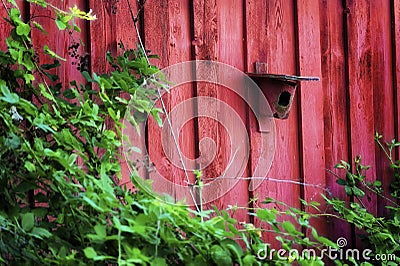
247 62 319 119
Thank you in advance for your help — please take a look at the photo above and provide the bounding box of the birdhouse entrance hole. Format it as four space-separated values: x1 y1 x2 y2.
278 91 291 107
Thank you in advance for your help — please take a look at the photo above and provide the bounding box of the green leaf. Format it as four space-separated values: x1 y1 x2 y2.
352 187 365 197
24 161 36 172
81 71 93 82
44 45 66 61
94 224 107 239
256 209 276 222
316 235 337 248
281 221 300 235
22 212 35 232
0 81 19 103
55 19 66 30
73 24 81 32
372 180 382 187
5 132 20 149
151 108 163 127
82 196 103 212
344 185 353 195
311 228 320 241
210 245 232 266
16 22 30 36
309 201 320 207
222 240 243 262
23 73 35 83
262 197 275 204
30 227 52 239
22 52 35 71
242 254 257 265
336 178 347 186
33 21 47 34
55 14 72 30
41 60 61 70
151 257 167 266
83 247 97 259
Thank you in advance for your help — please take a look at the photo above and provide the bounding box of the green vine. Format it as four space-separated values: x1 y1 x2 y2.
1 1 400 266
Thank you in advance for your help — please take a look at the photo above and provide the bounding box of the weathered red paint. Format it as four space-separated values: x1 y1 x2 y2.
245 0 301 245
296 0 327 238
370 0 395 218
2 0 400 248
192 0 250 223
144 0 196 203
395 1 400 157
320 0 352 244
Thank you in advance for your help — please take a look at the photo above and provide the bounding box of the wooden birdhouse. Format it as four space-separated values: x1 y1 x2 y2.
247 62 319 119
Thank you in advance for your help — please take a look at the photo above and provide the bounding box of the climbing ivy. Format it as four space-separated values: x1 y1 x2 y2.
2 2 399 266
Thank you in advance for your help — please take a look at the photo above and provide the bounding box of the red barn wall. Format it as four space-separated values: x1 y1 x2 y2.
2 0 400 246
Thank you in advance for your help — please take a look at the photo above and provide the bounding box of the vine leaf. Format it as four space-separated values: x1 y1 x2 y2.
0 81 19 104
44 45 66 61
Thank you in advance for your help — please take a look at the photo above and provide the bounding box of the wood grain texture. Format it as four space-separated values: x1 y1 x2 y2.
192 0 249 222
245 0 301 245
370 0 395 217
295 0 327 236
0 4 10 51
319 0 352 244
344 0 377 248
89 0 117 74
344 0 377 214
1 0 399 245
144 0 196 204
394 0 400 160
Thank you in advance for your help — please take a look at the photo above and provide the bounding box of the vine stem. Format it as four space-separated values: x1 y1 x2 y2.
375 137 394 164
117 229 122 264
326 168 400 209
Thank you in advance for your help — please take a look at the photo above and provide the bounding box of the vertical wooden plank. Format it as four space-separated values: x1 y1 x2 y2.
370 1 395 217
192 0 249 221
89 0 116 74
245 0 301 245
115 0 141 190
144 0 196 204
192 0 221 209
116 1 139 51
344 0 377 213
295 0 327 236
344 0 377 248
394 0 400 160
319 0 352 243
0 3 11 51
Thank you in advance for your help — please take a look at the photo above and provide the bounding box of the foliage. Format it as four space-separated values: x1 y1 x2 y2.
0 2 339 265
2 2 400 266
323 133 400 265
0 2 262 265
